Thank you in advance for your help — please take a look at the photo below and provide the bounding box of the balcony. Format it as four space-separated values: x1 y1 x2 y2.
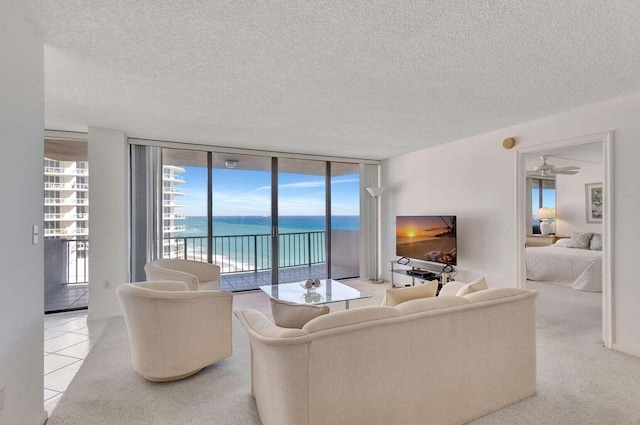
45 228 89 237
44 182 89 191
163 225 187 233
163 213 186 220
44 238 89 312
161 230 359 290
163 173 185 183
163 200 185 207
163 187 185 195
45 198 89 206
163 165 185 173
45 166 89 176
45 213 89 221
44 231 358 309
163 231 328 274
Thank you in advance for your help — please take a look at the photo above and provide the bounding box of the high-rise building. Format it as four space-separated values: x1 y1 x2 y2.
44 158 89 238
162 165 187 257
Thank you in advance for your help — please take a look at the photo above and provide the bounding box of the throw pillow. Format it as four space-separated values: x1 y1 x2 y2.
270 298 329 329
566 231 593 249
384 281 438 307
553 238 570 247
456 277 488 296
438 281 466 297
590 233 602 251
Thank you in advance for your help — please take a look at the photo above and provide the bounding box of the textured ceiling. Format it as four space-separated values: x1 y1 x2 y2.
12 0 640 160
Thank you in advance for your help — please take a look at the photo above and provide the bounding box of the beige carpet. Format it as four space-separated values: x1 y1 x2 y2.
47 279 640 424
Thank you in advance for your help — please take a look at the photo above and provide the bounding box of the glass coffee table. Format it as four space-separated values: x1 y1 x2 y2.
259 279 372 310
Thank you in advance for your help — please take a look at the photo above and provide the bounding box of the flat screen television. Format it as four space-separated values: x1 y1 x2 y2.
396 215 457 266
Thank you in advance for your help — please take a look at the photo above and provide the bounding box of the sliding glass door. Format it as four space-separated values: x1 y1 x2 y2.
133 144 368 291
330 162 360 279
211 153 273 289
276 158 327 283
44 138 90 313
161 148 208 261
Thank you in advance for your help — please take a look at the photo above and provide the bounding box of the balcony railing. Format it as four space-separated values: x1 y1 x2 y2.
44 237 89 285
45 228 89 237
45 213 89 221
163 200 185 207
163 213 186 220
163 165 185 173
44 182 89 191
45 198 89 206
163 225 187 233
45 167 89 176
162 231 327 274
163 187 185 195
163 173 185 182
45 231 337 291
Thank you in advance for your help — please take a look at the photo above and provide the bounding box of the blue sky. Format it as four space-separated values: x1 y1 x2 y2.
532 188 556 216
177 166 360 216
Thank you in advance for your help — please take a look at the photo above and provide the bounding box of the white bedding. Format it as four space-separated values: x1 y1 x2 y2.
526 245 602 292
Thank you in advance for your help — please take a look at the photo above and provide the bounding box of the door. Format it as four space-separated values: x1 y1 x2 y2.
276 158 328 283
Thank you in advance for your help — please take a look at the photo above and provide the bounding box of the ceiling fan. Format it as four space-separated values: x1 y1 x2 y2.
527 155 580 177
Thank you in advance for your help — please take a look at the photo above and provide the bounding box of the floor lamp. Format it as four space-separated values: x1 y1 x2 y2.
366 187 385 283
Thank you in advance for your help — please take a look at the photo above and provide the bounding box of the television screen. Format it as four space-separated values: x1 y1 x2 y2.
396 215 457 265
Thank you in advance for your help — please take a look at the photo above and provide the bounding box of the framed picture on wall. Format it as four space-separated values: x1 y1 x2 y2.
585 182 603 223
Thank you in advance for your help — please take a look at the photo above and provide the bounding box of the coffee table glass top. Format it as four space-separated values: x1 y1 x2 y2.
259 279 372 306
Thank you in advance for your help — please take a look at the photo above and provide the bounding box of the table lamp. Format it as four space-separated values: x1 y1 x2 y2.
535 207 555 236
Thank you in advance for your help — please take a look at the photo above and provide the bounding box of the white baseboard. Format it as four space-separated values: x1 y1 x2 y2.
612 342 640 359
36 409 48 425
88 312 123 322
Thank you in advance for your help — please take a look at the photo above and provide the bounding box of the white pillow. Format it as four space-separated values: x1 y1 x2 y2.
270 298 330 329
553 238 570 247
566 231 593 249
456 277 488 296
438 281 466 297
384 281 438 307
590 233 602 251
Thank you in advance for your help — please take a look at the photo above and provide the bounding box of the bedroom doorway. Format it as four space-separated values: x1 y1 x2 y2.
516 132 612 349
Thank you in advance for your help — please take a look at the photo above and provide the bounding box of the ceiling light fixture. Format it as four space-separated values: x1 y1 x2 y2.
225 160 238 169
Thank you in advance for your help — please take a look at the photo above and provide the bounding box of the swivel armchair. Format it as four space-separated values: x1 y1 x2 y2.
117 280 233 382
144 258 221 291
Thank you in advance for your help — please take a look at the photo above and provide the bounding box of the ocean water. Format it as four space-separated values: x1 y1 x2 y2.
170 216 359 272
178 215 359 237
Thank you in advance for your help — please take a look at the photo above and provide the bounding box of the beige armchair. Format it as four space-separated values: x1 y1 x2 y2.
144 258 221 291
117 280 233 382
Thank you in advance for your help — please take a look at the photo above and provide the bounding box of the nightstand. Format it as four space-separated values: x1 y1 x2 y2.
525 235 557 247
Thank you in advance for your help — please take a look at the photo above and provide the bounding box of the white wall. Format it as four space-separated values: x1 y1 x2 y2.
88 128 129 321
382 92 640 357
0 3 47 425
555 159 603 236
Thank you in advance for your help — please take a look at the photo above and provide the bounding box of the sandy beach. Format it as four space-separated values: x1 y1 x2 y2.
397 235 456 264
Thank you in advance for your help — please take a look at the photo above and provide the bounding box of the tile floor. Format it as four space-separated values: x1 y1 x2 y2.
43 309 106 414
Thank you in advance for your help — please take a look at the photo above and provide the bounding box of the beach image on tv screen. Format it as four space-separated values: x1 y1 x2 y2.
396 216 456 265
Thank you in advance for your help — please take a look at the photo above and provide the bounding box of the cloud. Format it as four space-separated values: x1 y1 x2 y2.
256 177 358 191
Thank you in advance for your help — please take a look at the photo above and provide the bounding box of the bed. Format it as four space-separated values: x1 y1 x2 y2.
526 239 602 292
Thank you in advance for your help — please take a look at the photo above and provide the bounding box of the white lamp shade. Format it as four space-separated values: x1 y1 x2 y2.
366 187 385 198
535 207 555 220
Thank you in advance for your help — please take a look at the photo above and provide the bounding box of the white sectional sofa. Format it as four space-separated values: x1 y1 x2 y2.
235 287 538 425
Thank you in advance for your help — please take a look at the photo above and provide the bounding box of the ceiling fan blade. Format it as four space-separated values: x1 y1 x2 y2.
554 166 580 171
553 170 580 175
